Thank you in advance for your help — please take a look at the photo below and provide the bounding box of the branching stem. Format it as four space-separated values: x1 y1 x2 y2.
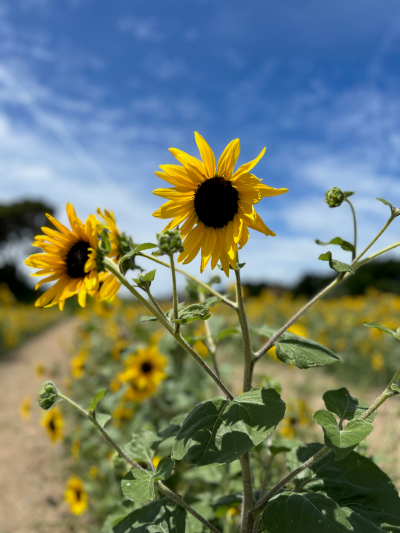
170 254 180 334
345 198 357 260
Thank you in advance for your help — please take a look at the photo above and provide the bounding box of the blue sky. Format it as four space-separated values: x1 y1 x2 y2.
1 0 400 292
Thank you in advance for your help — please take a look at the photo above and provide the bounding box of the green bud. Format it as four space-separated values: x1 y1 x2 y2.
156 230 184 255
325 187 345 208
132 269 156 291
38 381 59 410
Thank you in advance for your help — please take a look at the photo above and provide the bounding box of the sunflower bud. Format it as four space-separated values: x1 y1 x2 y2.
132 270 156 291
325 187 345 208
156 230 184 255
38 381 59 410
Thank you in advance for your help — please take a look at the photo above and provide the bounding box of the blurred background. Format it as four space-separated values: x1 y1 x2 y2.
1 1 400 532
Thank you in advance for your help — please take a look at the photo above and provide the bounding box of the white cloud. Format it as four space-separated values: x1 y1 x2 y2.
118 16 164 43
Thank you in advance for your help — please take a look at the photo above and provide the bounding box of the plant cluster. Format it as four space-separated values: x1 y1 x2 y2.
27 134 400 533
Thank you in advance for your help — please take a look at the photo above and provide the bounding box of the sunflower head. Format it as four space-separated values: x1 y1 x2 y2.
65 477 88 515
41 405 63 443
153 133 288 276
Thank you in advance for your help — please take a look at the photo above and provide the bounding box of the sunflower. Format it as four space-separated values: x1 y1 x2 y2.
153 132 288 276
97 208 122 301
20 397 31 420
25 204 100 310
65 477 88 515
42 405 63 443
119 347 167 402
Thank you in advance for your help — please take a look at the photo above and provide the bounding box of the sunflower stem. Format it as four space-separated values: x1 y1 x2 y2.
253 214 397 363
105 257 234 400
169 254 181 334
199 290 220 378
138 251 238 309
58 392 221 533
345 198 357 260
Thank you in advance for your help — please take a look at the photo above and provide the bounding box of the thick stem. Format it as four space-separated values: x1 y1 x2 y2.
251 370 400 517
138 251 238 310
58 393 221 533
235 267 254 392
240 453 255 533
345 198 357 260
170 254 181 334
351 215 395 267
105 257 234 400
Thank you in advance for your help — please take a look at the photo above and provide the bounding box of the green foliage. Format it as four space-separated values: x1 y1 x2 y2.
122 470 154 504
322 388 373 422
154 457 174 481
172 388 285 466
364 322 400 340
142 302 212 325
256 325 339 368
319 251 354 273
313 410 373 460
316 237 355 254
38 381 59 410
89 389 106 412
376 197 400 217
113 499 186 533
119 243 157 275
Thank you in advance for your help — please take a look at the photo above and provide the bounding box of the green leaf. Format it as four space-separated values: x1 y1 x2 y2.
344 191 354 198
313 410 374 460
202 296 221 309
125 431 159 464
172 387 285 466
323 388 372 422
173 304 211 324
141 315 158 322
166 302 186 320
96 413 111 428
316 237 355 253
269 438 302 455
319 251 354 273
119 243 157 275
263 491 381 532
288 444 400 517
88 389 106 412
122 470 154 504
100 229 112 254
154 457 174 481
216 328 241 341
347 505 400 532
113 499 186 533
255 325 340 369
377 197 394 208
158 414 186 440
363 322 400 340
391 381 400 394
133 270 156 284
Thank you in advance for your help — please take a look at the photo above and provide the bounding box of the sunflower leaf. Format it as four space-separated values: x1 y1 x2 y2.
172 387 285 466
88 389 106 412
154 457 174 481
121 470 154 504
96 413 112 428
141 315 158 322
363 322 400 340
315 237 355 253
113 499 186 533
173 303 211 324
323 388 373 422
119 243 157 275
202 295 221 308
216 328 241 341
319 251 354 273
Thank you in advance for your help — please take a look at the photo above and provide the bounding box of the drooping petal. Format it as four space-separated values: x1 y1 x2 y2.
245 212 276 236
258 184 289 197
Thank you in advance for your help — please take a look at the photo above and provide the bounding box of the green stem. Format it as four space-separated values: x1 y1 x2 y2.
240 453 255 533
58 393 221 533
345 198 357 260
251 369 400 517
235 266 254 392
170 254 180 334
354 241 400 270
138 251 238 310
254 214 397 363
105 258 234 400
199 291 220 378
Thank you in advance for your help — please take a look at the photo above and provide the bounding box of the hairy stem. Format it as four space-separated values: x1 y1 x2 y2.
345 198 357 260
138 251 238 309
351 214 395 267
235 266 254 392
251 370 400 517
170 254 181 334
354 241 400 270
199 290 220 378
105 257 234 400
240 453 255 533
58 393 221 533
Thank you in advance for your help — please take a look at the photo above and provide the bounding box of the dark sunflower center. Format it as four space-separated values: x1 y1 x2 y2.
75 489 82 501
49 419 55 433
66 241 90 278
141 362 153 373
194 177 239 229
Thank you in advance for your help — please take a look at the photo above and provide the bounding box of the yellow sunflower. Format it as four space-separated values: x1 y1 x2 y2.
25 204 100 310
20 397 32 420
65 477 88 515
153 132 288 276
119 347 167 402
97 208 122 301
42 405 63 443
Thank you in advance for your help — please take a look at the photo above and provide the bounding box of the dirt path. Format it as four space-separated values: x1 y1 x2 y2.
0 320 77 533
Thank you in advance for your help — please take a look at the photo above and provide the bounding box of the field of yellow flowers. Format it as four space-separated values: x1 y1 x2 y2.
0 283 60 354
11 287 400 531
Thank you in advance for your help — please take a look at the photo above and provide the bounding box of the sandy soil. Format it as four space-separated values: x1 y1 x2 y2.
0 320 80 533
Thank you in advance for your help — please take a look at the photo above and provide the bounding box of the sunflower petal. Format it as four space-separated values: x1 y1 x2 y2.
245 212 276 236
195 132 216 177
258 184 289 197
169 148 205 183
232 147 266 179
217 139 240 178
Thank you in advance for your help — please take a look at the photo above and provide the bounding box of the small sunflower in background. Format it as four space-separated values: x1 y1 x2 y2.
153 132 288 276
97 208 123 301
279 399 311 439
20 397 32 420
71 351 87 379
42 405 63 443
119 347 167 402
65 477 88 515
25 204 101 310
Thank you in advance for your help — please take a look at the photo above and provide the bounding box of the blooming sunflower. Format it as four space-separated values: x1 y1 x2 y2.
25 204 100 310
20 397 31 420
42 405 63 443
153 132 288 276
119 347 167 402
65 477 88 515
